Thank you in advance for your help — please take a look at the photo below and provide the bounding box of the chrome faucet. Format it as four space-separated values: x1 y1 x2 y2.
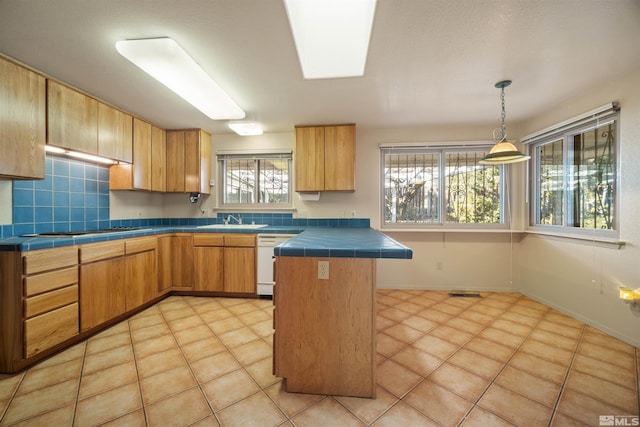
225 214 242 225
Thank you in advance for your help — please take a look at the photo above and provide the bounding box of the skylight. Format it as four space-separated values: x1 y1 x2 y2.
284 0 377 79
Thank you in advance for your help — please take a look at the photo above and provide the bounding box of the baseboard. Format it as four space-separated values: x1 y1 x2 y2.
519 290 640 349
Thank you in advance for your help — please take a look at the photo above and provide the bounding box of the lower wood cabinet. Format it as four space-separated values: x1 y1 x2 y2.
125 238 158 309
22 247 80 359
158 234 194 291
79 242 126 331
193 233 256 294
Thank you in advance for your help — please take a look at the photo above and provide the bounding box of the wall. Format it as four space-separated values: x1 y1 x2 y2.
517 67 640 347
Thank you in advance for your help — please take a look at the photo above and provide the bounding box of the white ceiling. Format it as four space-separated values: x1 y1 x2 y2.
1 0 639 136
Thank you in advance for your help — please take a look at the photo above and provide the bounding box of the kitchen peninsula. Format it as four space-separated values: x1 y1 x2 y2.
273 228 413 398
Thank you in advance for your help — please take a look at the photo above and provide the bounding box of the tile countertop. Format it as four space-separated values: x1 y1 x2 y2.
0 226 413 259
274 228 413 259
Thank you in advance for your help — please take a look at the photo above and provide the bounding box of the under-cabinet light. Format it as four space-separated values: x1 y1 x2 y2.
45 145 118 165
284 0 377 79
115 37 245 120
228 122 263 136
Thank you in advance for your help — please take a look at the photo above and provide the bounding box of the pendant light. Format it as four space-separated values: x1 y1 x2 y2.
479 80 530 165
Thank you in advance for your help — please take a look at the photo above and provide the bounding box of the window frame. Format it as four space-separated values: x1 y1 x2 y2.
217 151 293 209
527 109 620 241
380 144 509 231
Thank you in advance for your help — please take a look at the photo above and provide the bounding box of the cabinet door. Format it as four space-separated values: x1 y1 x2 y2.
80 257 126 331
151 125 167 192
157 236 173 292
223 247 255 293
295 126 325 192
184 130 200 193
132 118 152 190
166 131 185 192
47 80 98 154
199 130 211 194
324 125 355 191
0 57 46 179
98 102 133 162
125 250 157 310
193 247 224 291
157 235 193 289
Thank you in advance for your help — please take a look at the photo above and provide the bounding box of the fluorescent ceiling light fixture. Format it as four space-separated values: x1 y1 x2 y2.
284 0 377 79
115 37 245 120
228 122 263 136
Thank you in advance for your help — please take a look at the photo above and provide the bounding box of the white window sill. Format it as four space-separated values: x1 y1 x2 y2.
524 229 625 249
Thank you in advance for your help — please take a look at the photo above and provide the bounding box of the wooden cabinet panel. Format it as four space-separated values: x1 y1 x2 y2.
125 250 157 310
185 130 200 193
47 80 98 154
295 126 325 192
24 303 78 358
274 256 375 397
324 125 355 191
24 285 78 318
223 247 255 293
79 241 125 263
193 247 224 291
157 235 193 289
132 118 151 190
166 129 211 194
151 125 166 192
224 234 256 247
157 236 173 292
166 131 185 192
80 257 126 331
295 124 355 192
125 237 156 254
23 246 78 275
193 234 224 247
0 57 46 179
23 266 78 297
98 102 133 163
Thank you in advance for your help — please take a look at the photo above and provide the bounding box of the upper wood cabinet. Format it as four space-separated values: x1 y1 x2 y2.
97 102 133 163
48 80 133 163
151 125 167 192
47 80 98 154
295 124 355 192
166 129 211 194
0 56 46 179
109 119 166 191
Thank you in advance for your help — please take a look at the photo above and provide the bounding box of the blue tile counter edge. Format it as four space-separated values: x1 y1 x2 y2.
0 225 413 259
274 228 413 259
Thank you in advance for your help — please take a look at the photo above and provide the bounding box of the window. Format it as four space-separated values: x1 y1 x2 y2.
381 145 505 228
527 106 618 238
218 151 292 207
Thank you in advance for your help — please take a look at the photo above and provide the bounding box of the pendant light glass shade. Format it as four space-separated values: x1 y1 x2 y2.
480 80 530 165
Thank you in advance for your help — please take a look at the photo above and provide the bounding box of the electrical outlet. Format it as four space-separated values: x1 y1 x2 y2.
318 260 329 280
351 210 356 217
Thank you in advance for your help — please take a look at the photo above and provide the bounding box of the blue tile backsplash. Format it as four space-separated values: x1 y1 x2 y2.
10 155 111 237
0 154 370 240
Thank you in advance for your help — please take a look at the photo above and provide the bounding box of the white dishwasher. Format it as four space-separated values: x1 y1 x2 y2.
257 234 295 296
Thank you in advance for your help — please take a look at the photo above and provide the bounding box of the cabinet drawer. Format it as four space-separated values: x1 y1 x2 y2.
224 234 256 247
24 303 79 358
24 266 78 297
193 234 224 247
23 247 78 275
79 241 125 263
125 237 157 254
24 285 78 318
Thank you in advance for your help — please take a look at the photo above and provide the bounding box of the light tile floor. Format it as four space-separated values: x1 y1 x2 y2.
0 290 638 426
